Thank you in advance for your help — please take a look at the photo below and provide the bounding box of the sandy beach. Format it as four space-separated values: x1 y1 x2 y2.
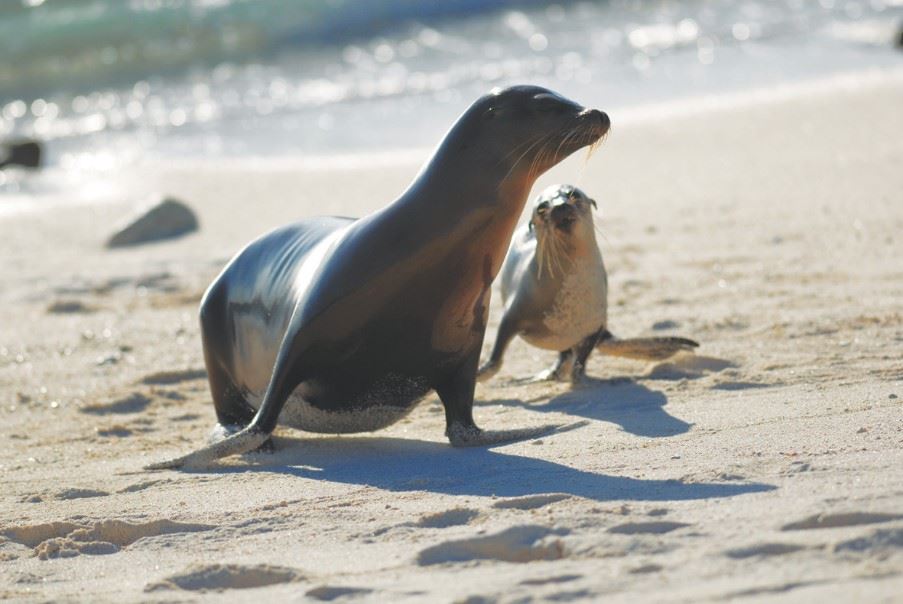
1 70 902 602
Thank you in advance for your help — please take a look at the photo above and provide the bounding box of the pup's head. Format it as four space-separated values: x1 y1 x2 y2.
529 184 597 237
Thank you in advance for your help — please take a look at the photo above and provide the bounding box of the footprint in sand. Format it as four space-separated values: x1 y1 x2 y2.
416 508 480 529
607 521 691 535
146 564 303 592
629 563 663 574
80 393 151 415
834 528 903 556
141 368 207 386
520 574 582 586
95 425 133 437
2 519 213 560
55 488 109 500
725 542 807 559
417 525 568 566
306 586 373 601
46 300 95 314
781 511 902 531
647 355 735 380
711 381 774 391
372 507 479 538
117 479 171 494
492 494 571 511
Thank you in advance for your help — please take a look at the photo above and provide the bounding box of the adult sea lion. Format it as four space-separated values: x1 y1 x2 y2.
477 184 698 384
147 86 610 470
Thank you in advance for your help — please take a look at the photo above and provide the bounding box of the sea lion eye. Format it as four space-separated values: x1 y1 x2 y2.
536 201 551 214
533 92 564 113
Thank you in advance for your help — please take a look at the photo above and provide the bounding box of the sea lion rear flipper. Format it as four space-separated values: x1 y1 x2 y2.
596 333 699 361
145 426 272 470
476 314 520 382
145 328 310 470
441 352 584 446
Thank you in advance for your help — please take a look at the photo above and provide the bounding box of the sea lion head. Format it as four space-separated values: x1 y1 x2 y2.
443 85 609 185
530 184 597 235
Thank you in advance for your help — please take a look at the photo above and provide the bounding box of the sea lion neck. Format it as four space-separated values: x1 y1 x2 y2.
399 149 533 216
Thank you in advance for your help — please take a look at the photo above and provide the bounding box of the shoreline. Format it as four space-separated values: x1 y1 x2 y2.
4 64 903 221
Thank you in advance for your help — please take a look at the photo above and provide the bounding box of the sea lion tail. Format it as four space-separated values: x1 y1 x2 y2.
144 427 270 470
596 334 699 361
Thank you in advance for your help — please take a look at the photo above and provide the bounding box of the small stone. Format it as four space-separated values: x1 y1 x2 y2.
0 139 41 169
96 352 121 366
106 195 199 248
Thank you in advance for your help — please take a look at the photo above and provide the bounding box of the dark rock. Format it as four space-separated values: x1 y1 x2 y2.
106 196 198 248
0 139 42 170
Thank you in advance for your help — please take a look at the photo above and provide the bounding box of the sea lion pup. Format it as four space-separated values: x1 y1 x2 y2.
477 184 698 384
146 86 610 470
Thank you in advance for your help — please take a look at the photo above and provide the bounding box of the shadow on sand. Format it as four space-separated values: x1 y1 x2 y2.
202 435 774 503
485 377 691 438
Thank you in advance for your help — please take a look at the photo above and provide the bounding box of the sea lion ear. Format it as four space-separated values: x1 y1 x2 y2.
589 197 597 210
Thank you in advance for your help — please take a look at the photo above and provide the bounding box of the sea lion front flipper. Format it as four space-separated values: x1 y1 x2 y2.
145 426 272 470
476 313 520 382
564 328 605 383
440 350 567 447
447 418 590 447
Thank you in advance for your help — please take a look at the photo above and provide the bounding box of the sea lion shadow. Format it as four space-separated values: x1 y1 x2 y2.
225 436 774 503
486 377 691 438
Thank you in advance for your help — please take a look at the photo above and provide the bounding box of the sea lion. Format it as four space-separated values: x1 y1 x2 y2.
147 86 610 470
477 184 698 383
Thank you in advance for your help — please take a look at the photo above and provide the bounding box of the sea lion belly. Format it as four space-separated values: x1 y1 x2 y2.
246 373 432 434
523 262 607 351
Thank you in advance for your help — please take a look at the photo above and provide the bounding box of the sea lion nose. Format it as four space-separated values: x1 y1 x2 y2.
580 108 610 133
551 202 574 216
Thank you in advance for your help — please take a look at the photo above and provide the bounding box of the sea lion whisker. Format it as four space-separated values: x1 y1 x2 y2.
553 229 569 276
536 226 549 280
555 127 581 161
540 223 558 280
525 132 558 182
531 128 565 181
501 132 555 185
499 134 546 173
500 131 548 163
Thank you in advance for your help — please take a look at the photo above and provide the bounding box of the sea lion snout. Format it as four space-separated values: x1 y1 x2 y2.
579 108 610 136
551 203 577 230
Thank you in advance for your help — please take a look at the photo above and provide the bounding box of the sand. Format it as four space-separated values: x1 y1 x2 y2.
1 70 901 602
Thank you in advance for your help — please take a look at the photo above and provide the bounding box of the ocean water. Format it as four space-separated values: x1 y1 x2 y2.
0 0 901 199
